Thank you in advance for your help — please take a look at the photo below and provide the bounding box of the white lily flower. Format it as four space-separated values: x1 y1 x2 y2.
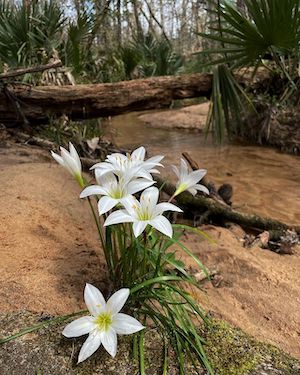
172 158 209 197
80 171 155 215
51 142 84 187
62 284 144 363
104 186 182 238
91 146 164 181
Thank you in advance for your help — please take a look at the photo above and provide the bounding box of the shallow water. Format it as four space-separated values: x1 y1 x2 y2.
103 112 300 225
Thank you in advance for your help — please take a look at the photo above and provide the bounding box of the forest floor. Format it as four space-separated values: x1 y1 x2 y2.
0 132 300 374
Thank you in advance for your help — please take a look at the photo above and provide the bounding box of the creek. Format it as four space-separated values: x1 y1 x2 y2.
103 111 300 225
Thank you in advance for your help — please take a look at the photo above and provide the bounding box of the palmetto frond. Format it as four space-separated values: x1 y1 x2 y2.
116 33 183 80
199 0 300 69
0 0 66 70
65 12 93 75
198 0 300 141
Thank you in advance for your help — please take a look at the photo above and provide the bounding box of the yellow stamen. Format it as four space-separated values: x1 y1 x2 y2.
95 312 112 332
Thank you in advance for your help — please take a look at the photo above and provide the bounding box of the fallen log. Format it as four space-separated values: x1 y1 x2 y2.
80 155 300 235
154 176 300 235
0 69 271 125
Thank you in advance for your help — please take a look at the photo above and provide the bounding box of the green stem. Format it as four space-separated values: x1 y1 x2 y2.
87 197 115 282
139 330 145 375
133 335 139 361
87 197 105 253
162 340 168 375
153 250 162 278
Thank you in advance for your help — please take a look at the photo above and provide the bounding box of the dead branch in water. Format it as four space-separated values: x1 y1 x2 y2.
154 176 300 235
80 155 300 235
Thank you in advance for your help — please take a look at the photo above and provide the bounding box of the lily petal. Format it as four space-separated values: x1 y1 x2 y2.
69 142 82 172
155 202 183 215
98 196 118 215
132 221 148 237
84 283 106 316
140 187 159 210
194 184 210 195
148 168 160 174
180 158 189 178
51 151 64 167
78 330 102 363
112 313 145 335
135 169 154 181
127 179 155 195
131 146 145 161
185 169 207 188
100 329 117 358
171 165 180 178
62 316 95 338
80 185 107 198
144 155 164 165
106 288 130 314
119 196 139 218
188 188 197 196
150 215 173 238
60 147 79 175
104 210 134 226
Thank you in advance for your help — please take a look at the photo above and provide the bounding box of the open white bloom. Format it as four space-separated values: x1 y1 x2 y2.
51 142 84 187
91 146 164 181
172 158 209 197
63 284 144 363
104 186 182 238
80 171 155 215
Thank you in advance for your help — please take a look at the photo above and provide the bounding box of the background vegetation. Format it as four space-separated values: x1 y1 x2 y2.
1 0 300 145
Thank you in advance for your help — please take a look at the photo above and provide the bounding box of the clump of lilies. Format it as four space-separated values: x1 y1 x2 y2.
51 143 213 374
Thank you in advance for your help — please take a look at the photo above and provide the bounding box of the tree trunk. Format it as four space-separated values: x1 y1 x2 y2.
0 70 270 125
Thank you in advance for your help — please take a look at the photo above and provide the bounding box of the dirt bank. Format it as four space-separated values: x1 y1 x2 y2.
0 137 299 360
139 102 209 130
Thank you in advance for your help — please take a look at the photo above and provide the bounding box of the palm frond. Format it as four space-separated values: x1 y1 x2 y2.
206 64 255 141
198 0 300 69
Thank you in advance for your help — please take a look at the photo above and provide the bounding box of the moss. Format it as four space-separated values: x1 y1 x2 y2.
202 319 300 375
202 320 260 374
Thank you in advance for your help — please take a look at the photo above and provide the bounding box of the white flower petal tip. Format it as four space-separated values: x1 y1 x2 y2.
173 159 209 197
51 143 83 186
63 284 144 363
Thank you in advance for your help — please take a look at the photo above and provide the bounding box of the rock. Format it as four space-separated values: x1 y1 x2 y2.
1 311 299 375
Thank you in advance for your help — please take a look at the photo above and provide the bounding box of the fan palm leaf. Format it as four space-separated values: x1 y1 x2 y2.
198 0 300 69
197 0 300 141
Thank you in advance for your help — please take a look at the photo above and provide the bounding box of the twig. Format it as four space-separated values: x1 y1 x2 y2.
0 60 62 80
